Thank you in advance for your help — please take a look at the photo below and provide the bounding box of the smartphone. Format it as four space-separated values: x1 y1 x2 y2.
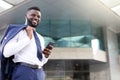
46 42 54 49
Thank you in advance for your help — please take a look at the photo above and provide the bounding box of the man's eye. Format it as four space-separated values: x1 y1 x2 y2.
37 16 40 18
31 14 35 17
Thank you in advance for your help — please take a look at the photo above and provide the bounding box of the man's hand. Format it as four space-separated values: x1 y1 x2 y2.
25 26 35 40
43 45 53 58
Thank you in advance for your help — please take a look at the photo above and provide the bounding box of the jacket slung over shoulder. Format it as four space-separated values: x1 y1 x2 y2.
0 24 27 80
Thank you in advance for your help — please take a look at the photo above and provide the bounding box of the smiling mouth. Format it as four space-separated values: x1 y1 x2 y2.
32 20 38 25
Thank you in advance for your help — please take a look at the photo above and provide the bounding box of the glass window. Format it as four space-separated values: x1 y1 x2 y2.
37 20 105 50
44 60 90 80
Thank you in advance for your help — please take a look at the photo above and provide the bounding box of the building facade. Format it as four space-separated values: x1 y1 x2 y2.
0 0 120 80
36 20 113 80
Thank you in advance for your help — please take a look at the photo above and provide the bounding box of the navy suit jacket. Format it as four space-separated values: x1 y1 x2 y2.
0 24 27 80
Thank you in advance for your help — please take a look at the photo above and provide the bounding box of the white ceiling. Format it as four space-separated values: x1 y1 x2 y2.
0 0 26 12
100 0 120 20
0 0 120 33
100 0 120 8
4 0 26 5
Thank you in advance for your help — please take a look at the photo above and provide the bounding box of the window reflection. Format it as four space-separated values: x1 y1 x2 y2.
44 60 90 80
37 20 105 50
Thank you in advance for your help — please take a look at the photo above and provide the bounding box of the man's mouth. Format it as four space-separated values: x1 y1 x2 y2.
32 20 38 25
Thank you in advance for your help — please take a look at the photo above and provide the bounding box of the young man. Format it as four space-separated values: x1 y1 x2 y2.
0 6 53 80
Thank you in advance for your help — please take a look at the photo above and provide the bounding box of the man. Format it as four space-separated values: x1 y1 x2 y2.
0 6 53 80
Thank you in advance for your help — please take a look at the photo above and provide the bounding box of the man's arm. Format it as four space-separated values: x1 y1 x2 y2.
3 30 31 57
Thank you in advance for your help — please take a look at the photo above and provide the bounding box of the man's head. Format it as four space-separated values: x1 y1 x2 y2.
25 6 41 28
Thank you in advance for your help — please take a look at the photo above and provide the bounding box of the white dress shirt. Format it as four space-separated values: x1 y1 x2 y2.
3 29 48 68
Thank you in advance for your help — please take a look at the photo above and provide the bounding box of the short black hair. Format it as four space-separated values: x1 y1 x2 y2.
27 6 41 11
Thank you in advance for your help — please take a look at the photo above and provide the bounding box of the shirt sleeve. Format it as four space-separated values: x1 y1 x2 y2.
3 30 31 58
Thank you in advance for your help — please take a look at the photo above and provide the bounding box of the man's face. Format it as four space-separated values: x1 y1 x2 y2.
26 9 41 28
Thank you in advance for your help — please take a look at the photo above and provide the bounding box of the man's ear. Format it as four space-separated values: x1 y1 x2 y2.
25 17 28 25
25 13 28 18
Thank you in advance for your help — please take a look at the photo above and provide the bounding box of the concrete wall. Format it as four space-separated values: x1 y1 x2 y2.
106 28 120 80
50 48 107 62
90 63 110 80
89 27 120 80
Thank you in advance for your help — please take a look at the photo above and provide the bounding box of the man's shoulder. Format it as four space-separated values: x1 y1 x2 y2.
8 24 26 28
6 24 27 32
1 24 27 43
